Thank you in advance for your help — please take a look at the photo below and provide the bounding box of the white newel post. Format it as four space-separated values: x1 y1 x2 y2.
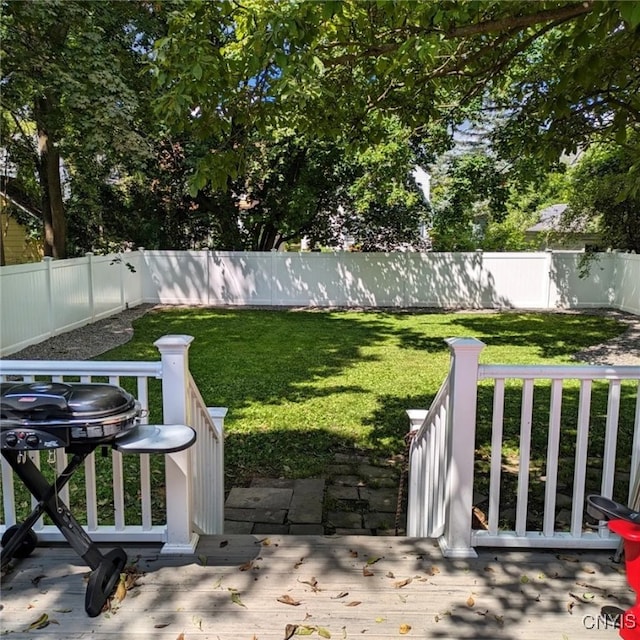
440 337 485 558
154 335 199 554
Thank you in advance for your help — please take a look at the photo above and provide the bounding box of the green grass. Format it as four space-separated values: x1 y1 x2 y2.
100 308 628 494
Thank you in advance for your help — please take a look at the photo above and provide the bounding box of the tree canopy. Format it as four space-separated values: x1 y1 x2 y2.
2 1 639 257
154 0 640 189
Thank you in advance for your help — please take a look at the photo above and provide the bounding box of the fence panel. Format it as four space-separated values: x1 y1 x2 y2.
208 251 273 305
482 253 550 308
50 257 92 333
551 252 616 308
0 262 50 355
90 255 126 319
615 253 640 315
142 250 209 305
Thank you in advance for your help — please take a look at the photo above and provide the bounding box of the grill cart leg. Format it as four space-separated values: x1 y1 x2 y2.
1 449 127 617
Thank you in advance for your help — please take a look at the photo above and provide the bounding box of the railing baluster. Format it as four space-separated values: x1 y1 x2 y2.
543 379 563 536
488 379 505 535
516 379 534 536
602 380 622 498
571 379 592 536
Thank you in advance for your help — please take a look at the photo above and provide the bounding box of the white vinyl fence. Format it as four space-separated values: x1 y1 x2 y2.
1 250 639 356
0 335 225 553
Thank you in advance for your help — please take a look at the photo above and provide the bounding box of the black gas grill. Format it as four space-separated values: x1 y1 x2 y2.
0 381 196 616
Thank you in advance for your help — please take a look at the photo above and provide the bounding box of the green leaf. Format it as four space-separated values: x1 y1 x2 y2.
618 2 640 27
318 628 332 638
192 63 203 80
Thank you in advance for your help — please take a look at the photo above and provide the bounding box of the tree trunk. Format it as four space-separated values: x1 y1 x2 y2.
35 97 66 258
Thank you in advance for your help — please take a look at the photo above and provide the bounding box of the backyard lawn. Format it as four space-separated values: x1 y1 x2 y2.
99 307 631 500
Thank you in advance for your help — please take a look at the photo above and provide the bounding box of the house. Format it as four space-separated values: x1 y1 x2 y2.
525 203 602 250
0 191 42 266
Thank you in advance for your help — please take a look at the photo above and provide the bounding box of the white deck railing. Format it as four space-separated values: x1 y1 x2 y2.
0 335 225 554
408 339 640 557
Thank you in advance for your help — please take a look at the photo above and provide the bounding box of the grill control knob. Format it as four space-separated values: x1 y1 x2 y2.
5 433 18 447
25 434 39 447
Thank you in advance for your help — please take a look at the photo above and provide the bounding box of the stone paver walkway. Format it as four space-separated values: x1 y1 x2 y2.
224 452 406 535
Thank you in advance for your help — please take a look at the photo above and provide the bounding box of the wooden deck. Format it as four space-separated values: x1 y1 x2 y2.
1 535 633 639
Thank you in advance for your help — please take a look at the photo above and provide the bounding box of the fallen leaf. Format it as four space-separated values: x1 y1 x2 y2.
394 578 412 589
299 577 320 592
229 589 246 608
114 574 127 603
278 595 301 606
345 601 361 607
239 560 254 571
284 624 298 640
366 556 382 565
296 626 315 635
375 617 386 623
219 539 228 547
198 555 208 566
192 615 203 630
349 550 358 558
26 613 49 630
31 575 46 587
386 571 395 578
466 595 475 608
363 566 374 577
154 623 171 628
176 634 185 640
429 566 440 575
332 592 349 599
484 566 495 574
260 538 272 546
317 627 331 638
520 575 529 584
295 558 305 568
399 623 412 634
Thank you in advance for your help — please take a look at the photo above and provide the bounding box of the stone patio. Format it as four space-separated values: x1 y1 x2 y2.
224 453 406 535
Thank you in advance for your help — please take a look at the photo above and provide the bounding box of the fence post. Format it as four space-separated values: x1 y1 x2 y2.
475 250 483 308
154 334 199 554
86 252 95 321
42 256 55 338
545 249 554 309
440 337 485 558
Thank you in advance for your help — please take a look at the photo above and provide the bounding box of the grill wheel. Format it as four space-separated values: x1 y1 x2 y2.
1 525 37 559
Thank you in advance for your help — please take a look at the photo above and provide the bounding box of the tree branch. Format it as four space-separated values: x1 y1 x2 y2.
442 1 595 39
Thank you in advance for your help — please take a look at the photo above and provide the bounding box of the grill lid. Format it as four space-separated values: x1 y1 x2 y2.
0 382 138 427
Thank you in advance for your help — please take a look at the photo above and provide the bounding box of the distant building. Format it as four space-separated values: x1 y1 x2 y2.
525 203 601 250
0 192 42 265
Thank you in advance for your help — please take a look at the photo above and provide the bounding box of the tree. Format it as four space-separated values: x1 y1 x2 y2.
428 152 509 251
1 1 162 257
565 135 640 253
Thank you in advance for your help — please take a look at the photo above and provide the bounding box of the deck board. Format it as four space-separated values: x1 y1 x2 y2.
1 535 633 639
